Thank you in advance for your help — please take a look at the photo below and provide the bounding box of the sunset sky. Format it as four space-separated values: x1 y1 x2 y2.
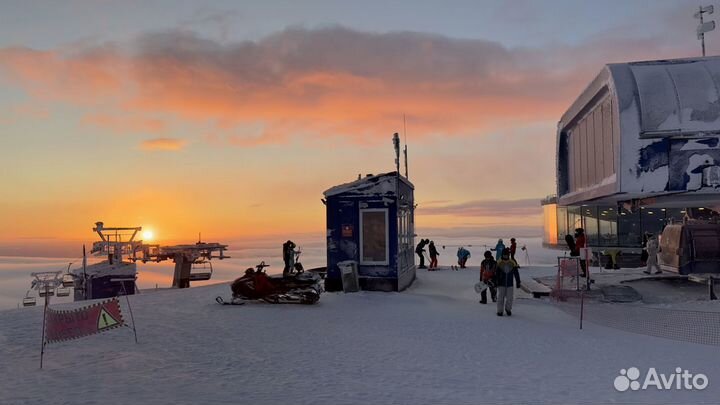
0 0 714 255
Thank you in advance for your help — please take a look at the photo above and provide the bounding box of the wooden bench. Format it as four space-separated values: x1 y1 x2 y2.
520 278 553 298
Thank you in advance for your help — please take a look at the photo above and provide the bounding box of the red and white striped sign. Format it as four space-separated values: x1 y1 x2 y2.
45 297 124 343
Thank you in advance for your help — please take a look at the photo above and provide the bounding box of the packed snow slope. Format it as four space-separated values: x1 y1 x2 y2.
1 266 719 404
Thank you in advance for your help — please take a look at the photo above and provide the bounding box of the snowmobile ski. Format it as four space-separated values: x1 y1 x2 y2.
215 296 245 305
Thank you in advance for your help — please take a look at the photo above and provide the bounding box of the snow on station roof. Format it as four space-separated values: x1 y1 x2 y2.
323 171 414 198
562 56 720 136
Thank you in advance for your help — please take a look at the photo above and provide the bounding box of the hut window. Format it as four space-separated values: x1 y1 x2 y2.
360 209 389 265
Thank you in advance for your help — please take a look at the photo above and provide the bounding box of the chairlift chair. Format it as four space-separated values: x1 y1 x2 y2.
38 289 55 297
22 294 36 307
56 287 71 297
189 260 213 281
61 274 75 288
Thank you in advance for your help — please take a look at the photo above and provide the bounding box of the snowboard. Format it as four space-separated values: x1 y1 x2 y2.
565 234 576 253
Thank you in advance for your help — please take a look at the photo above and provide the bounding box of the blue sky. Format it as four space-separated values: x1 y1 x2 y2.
0 0 709 50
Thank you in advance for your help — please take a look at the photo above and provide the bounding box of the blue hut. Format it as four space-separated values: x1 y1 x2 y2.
323 172 416 292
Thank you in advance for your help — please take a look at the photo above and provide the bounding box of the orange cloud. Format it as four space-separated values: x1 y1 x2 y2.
139 137 187 151
0 27 694 148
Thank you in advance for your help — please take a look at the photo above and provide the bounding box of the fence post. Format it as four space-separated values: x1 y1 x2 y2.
580 289 584 330
576 257 580 292
710 277 717 301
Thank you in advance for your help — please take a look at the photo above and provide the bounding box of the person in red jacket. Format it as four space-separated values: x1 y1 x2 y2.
509 238 518 261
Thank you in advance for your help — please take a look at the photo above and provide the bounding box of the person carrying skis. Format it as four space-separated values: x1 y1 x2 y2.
457 246 471 269
428 241 439 270
416 239 429 269
491 239 505 261
643 233 662 275
494 248 520 316
479 251 497 304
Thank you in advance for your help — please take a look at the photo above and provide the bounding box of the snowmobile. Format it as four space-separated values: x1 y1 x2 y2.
216 261 322 305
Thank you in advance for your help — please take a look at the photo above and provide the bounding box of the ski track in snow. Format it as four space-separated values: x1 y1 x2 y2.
1 266 719 404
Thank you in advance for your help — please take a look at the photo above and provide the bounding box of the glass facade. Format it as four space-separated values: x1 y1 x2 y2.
542 204 559 246
583 206 599 246
618 208 641 246
542 204 701 248
598 207 618 246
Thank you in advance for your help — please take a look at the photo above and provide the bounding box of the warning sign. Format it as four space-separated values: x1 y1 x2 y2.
97 307 120 330
45 298 125 343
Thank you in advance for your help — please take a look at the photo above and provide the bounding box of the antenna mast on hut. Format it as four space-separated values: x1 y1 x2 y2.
393 132 400 175
403 114 409 179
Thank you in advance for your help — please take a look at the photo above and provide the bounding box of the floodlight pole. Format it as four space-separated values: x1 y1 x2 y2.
701 6 707 57
40 285 49 369
696 5 715 57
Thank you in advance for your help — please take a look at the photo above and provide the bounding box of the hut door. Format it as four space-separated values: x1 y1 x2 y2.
360 209 389 265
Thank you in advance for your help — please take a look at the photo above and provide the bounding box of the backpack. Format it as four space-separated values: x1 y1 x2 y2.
481 261 496 282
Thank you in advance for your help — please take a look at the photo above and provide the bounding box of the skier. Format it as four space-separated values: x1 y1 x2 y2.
479 251 497 304
415 239 429 269
643 233 662 275
282 240 297 277
457 246 471 269
509 238 518 261
428 241 439 270
491 239 505 261
494 248 520 316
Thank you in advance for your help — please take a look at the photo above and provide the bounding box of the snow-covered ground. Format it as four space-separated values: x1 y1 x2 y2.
1 263 719 404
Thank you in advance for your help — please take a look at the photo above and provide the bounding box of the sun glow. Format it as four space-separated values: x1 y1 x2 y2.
142 230 154 241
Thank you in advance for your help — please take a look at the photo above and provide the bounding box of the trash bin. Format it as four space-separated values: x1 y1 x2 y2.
337 260 360 293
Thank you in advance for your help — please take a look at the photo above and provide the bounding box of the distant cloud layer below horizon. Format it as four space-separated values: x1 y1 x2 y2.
419 198 541 217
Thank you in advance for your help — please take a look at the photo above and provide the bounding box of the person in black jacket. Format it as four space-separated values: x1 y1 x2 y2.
415 239 429 269
282 240 296 277
494 248 521 316
428 241 439 270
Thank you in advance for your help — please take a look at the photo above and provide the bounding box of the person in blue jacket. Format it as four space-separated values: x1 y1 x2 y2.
491 239 506 261
456 246 471 269
494 248 521 316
